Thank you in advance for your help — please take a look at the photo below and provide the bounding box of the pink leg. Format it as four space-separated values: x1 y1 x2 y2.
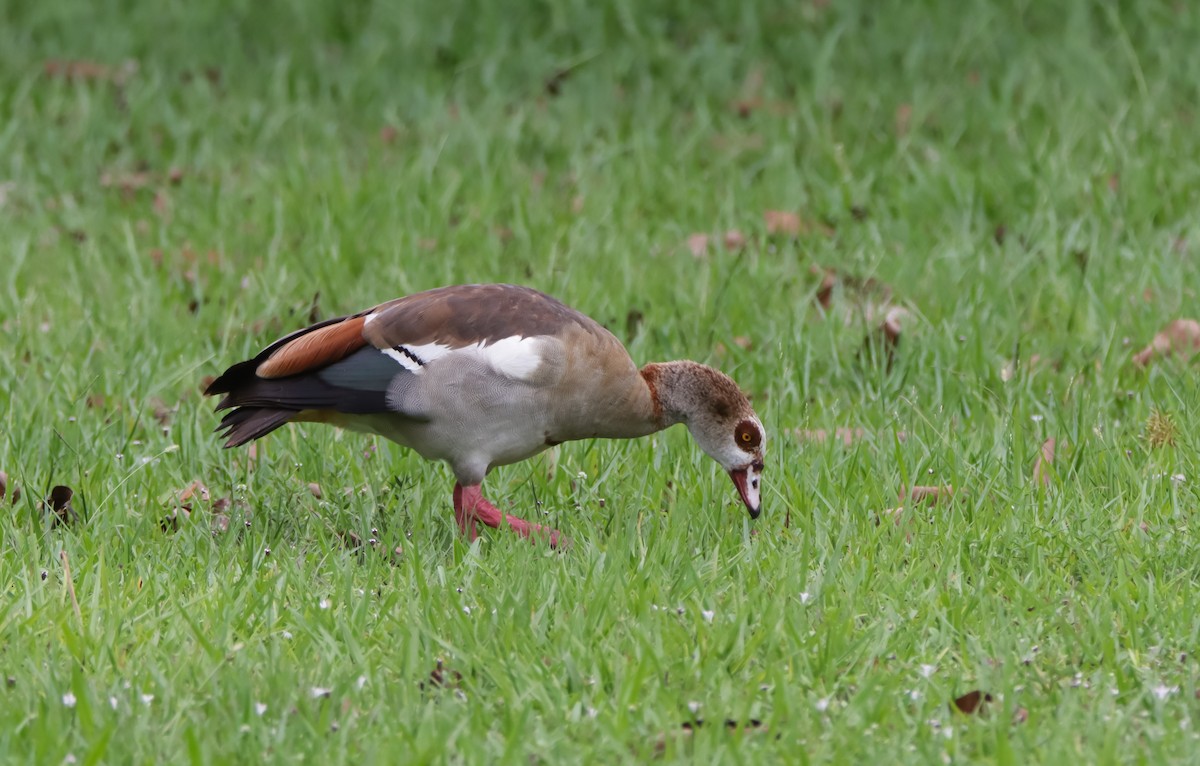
452 482 568 548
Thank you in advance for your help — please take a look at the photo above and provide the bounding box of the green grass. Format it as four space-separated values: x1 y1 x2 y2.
3 0 1200 761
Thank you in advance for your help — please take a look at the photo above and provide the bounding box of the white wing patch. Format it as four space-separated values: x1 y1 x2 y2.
381 347 422 373
376 337 542 381
400 342 455 365
479 336 544 381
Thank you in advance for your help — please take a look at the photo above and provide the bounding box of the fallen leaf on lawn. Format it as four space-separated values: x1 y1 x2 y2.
861 305 911 370
0 471 7 502
44 59 129 82
899 485 953 506
686 233 709 258
179 480 210 506
1132 318 1200 367
162 480 211 532
150 398 175 428
625 308 644 341
1012 707 1029 724
951 690 993 715
763 209 801 236
809 264 891 311
1032 438 1057 487
544 67 571 96
732 336 753 350
656 718 769 755
722 230 747 250
160 506 189 532
895 103 913 137
421 659 463 691
307 482 323 499
813 267 837 310
880 305 909 345
41 485 79 526
100 170 153 193
731 66 764 117
337 530 363 550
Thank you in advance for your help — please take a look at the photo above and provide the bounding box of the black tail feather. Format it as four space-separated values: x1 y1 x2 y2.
216 407 297 447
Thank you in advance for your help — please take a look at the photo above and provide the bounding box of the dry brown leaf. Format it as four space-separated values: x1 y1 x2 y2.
0 471 6 502
899 485 953 506
100 171 153 193
731 67 764 117
951 690 993 715
545 67 572 97
625 308 644 340
764 210 802 236
881 306 910 345
1012 707 1029 724
307 482 323 499
814 267 837 310
179 480 210 506
686 233 709 258
656 718 768 755
338 530 363 550
1133 319 1200 367
421 659 463 691
732 336 753 350
722 230 747 250
151 398 175 428
894 103 913 137
44 59 122 82
861 305 911 370
1032 438 1057 487
41 485 78 526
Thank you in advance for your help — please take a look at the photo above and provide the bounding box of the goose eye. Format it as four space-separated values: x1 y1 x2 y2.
734 420 761 450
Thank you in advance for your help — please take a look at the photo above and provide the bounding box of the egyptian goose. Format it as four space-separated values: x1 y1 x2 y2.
205 284 766 545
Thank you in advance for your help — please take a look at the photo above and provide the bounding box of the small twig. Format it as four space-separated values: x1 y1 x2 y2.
60 550 83 627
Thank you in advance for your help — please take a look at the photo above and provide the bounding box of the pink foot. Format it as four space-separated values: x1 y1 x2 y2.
453 483 569 548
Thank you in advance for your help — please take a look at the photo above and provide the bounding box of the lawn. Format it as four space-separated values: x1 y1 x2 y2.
3 0 1200 762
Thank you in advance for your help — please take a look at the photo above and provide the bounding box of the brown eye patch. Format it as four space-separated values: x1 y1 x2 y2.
735 420 761 451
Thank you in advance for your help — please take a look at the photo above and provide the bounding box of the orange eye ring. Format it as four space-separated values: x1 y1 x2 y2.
741 432 752 442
